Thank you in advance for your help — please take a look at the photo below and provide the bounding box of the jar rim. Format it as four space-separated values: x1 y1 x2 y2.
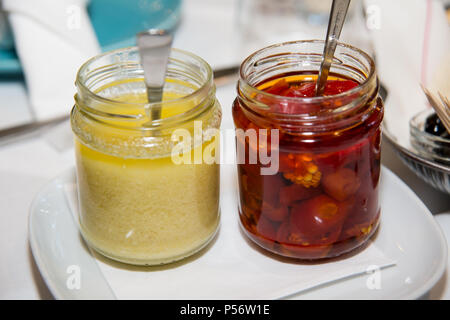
75 46 214 123
238 39 377 118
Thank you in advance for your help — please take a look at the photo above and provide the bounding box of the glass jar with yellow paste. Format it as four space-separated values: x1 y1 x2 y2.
71 47 221 265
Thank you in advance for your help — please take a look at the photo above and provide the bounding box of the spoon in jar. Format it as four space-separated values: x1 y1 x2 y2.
315 0 351 96
137 29 173 124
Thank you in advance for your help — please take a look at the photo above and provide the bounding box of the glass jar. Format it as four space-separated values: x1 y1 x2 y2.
233 40 383 260
71 47 221 265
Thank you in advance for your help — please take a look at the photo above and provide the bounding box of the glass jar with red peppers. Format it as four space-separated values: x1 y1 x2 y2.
233 40 383 260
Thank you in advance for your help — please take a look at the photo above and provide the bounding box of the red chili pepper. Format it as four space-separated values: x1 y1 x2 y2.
279 183 322 206
322 167 361 201
323 80 358 96
261 201 289 222
265 78 290 95
256 216 277 241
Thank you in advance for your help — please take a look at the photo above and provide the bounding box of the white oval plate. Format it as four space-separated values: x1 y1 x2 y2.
29 166 447 299
429 213 450 300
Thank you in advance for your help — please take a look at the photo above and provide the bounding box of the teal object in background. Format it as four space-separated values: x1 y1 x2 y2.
89 0 181 51
0 0 182 75
0 49 20 75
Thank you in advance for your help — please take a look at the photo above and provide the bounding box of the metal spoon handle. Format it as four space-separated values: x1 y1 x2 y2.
137 29 173 120
315 0 351 96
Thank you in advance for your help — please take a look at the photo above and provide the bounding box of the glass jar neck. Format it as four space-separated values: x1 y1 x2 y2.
237 40 379 134
74 47 216 132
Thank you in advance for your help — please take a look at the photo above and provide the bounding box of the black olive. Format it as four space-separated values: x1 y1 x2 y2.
424 113 448 138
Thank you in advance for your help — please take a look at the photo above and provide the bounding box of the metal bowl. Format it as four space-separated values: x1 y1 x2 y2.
383 127 450 194
410 109 450 165
379 81 450 195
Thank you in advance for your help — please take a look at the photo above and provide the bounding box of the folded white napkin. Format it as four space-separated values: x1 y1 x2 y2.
364 0 450 147
2 0 100 121
64 164 395 300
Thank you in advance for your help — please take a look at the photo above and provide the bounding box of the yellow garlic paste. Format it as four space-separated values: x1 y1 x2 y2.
71 48 221 265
